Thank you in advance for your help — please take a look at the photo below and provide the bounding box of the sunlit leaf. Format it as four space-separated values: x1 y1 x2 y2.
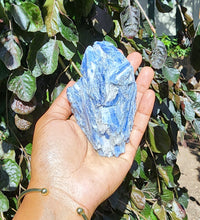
27 32 48 77
25 143 32 155
157 165 176 188
183 100 195 121
193 119 200 135
131 185 146 210
162 65 180 83
174 111 185 132
118 0 129 7
57 40 75 60
161 182 174 204
57 0 66 14
0 159 21 191
51 83 66 102
150 38 167 69
172 200 186 219
177 188 189 209
113 20 121 38
7 69 36 102
192 101 200 116
0 191 9 212
58 13 79 42
120 6 140 39
19 2 43 32
36 39 59 75
153 201 167 220
43 0 59 36
0 33 22 70
12 4 29 30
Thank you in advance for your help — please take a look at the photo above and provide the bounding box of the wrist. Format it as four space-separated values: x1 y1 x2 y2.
14 180 92 220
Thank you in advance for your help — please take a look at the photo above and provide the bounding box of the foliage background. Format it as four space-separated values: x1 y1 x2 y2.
0 0 200 219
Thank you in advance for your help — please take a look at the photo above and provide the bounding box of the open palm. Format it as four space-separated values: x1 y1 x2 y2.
28 52 155 218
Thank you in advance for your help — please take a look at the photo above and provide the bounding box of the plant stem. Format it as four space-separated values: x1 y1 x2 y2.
70 60 82 77
134 0 156 35
176 0 187 29
58 56 72 82
0 212 6 220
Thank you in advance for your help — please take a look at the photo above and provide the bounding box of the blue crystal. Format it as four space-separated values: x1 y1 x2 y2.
67 41 137 157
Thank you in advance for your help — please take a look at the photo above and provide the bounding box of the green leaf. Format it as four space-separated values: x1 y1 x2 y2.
157 165 176 188
57 40 76 60
43 0 59 37
113 20 121 38
140 202 155 218
118 0 129 7
153 201 167 220
82 0 94 17
27 32 48 77
150 38 167 69
36 39 59 75
120 6 140 39
51 83 66 102
25 143 32 155
0 159 21 191
0 141 15 161
12 4 29 30
131 185 146 210
19 2 44 32
148 122 171 154
177 188 189 209
7 69 36 102
172 200 186 219
156 0 175 13
0 191 9 212
193 119 200 135
57 0 66 14
192 101 200 116
0 33 23 70
183 100 195 121
58 13 79 43
162 66 180 84
142 181 158 199
174 111 185 132
104 36 118 47
161 182 174 204
0 3 9 26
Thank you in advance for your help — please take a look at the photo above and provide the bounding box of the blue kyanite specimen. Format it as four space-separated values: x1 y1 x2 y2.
67 41 137 157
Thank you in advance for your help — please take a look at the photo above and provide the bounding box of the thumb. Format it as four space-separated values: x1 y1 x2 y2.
46 81 75 120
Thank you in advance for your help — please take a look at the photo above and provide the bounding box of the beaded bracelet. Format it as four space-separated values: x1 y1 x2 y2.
17 188 88 219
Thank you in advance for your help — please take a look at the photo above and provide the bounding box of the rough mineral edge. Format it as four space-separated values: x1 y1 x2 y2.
67 41 137 157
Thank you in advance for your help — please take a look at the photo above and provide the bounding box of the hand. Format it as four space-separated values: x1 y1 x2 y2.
14 52 155 219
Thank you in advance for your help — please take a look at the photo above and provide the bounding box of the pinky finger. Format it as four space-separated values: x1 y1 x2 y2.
129 89 155 151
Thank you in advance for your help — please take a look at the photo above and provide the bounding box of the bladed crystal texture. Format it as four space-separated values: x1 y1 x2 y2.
67 41 137 157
